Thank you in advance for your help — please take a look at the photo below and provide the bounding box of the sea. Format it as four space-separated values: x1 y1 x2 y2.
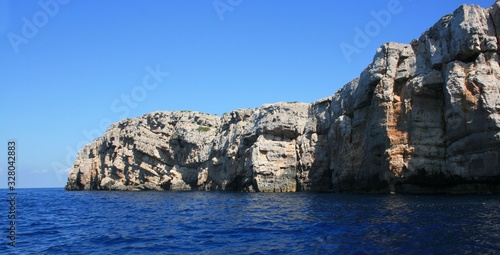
0 189 499 254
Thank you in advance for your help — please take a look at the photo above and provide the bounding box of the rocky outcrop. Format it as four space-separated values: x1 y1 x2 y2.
66 2 500 193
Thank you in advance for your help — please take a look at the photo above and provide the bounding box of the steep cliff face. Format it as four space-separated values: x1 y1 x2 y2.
66 3 500 193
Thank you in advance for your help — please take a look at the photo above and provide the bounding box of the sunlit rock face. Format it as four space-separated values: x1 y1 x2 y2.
66 3 500 193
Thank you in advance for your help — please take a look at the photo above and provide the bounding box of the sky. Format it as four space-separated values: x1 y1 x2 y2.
0 0 495 188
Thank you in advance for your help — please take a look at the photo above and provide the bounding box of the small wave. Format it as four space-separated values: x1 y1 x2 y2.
7 190 500 254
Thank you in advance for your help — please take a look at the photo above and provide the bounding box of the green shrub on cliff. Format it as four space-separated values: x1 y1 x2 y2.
197 126 210 132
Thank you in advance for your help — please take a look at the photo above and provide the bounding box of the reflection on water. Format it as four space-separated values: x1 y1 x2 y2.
3 189 500 254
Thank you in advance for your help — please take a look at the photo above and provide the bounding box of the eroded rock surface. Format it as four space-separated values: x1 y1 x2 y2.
66 3 500 193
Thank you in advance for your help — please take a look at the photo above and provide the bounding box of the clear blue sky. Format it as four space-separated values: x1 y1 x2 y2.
0 0 494 188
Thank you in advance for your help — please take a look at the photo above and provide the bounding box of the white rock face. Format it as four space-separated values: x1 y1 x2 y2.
67 3 500 193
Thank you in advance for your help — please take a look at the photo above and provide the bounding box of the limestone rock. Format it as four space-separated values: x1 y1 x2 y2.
66 2 500 193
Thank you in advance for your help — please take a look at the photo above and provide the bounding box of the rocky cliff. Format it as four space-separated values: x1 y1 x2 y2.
66 2 500 193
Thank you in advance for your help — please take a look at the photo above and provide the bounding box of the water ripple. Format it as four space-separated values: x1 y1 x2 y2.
0 190 499 254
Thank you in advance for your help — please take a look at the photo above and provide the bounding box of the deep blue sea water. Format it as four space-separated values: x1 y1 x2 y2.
0 189 499 254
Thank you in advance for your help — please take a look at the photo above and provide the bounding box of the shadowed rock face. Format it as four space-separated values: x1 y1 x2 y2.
66 3 500 193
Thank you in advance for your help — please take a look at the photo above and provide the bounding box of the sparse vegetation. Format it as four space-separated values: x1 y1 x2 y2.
197 125 210 132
